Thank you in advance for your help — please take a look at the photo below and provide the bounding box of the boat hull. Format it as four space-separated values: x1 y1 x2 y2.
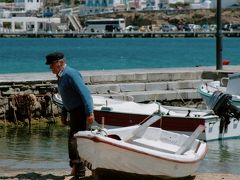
53 93 240 141
94 110 240 141
197 81 240 140
75 126 207 178
198 81 240 107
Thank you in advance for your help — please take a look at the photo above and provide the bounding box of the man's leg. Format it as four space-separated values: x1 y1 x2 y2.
68 106 87 177
68 134 86 177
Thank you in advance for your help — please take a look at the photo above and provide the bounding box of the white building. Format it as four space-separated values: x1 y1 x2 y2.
77 0 240 15
15 0 43 11
79 0 115 15
168 0 185 3
0 9 11 18
191 0 240 9
0 16 60 32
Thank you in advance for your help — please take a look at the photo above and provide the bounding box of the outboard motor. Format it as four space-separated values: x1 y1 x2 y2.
208 91 240 133
208 91 240 118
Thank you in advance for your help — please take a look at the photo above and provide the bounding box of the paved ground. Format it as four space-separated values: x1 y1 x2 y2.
1 65 240 83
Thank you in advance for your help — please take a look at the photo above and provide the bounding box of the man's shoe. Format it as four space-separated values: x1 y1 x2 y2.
71 164 86 178
70 164 79 176
76 170 85 178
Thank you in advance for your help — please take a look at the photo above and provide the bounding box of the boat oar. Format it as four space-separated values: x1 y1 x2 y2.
123 114 162 142
175 124 205 155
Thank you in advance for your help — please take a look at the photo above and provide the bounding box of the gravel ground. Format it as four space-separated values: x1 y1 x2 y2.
0 169 240 180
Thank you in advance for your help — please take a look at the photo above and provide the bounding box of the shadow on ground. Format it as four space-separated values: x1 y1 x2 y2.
0 172 95 180
0 170 195 180
0 172 65 180
93 169 196 180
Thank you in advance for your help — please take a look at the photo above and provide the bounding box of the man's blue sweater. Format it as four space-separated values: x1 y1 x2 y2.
58 66 93 116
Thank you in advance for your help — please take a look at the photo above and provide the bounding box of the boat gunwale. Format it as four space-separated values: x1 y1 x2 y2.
75 133 208 164
198 82 240 103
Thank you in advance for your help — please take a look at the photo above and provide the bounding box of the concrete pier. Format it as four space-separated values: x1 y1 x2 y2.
0 66 240 102
1 31 240 38
0 66 239 102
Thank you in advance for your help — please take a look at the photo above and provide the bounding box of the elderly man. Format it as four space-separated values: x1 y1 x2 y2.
45 52 94 178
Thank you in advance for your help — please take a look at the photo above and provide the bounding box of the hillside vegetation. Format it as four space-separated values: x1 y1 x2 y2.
78 9 240 28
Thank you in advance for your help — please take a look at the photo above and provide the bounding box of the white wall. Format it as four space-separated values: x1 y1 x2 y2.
14 0 42 11
24 0 43 11
168 0 185 4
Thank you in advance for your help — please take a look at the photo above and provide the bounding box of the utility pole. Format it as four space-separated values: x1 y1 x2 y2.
216 0 223 70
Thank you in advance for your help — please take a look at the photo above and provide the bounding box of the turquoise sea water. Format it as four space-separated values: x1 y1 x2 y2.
0 37 239 74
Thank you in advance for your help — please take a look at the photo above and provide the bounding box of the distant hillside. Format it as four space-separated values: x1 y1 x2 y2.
78 9 240 28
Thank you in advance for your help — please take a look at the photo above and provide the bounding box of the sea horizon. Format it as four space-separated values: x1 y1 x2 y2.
0 37 239 74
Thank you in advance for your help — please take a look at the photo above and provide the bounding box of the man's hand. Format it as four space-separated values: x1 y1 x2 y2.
87 113 94 126
61 115 68 125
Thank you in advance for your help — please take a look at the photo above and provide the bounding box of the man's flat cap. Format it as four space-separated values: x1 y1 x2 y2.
45 52 64 65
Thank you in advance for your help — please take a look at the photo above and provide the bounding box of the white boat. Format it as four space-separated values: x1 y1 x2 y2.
74 115 207 178
53 93 216 140
53 93 240 141
198 72 240 107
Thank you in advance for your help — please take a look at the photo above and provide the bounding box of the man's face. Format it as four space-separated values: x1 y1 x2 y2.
49 60 62 75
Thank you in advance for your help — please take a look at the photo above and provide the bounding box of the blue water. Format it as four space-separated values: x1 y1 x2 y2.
0 38 239 74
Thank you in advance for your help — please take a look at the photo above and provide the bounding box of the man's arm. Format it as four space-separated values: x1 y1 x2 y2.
61 106 68 125
71 72 94 116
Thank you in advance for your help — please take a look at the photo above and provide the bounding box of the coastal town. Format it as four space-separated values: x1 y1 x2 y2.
0 0 240 37
1 1 240 180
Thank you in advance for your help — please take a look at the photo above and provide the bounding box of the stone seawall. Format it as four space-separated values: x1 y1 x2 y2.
0 66 239 124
